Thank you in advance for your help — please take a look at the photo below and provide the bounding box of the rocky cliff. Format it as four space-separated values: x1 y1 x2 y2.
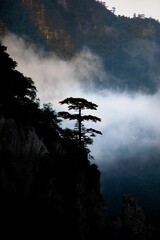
0 116 108 239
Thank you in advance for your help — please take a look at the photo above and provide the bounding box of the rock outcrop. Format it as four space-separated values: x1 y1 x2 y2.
122 193 147 240
0 116 108 239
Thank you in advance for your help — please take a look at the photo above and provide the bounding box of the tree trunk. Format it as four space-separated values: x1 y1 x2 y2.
78 106 81 147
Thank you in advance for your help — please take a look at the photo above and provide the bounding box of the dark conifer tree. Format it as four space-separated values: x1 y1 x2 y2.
58 97 102 149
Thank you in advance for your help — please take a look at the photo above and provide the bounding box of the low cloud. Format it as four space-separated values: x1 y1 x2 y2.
3 32 160 165
2 32 107 109
2 32 160 214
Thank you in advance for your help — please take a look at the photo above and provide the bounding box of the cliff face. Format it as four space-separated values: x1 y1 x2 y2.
0 116 108 239
0 116 48 196
122 194 147 240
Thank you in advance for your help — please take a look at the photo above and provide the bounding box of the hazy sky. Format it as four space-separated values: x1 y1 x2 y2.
104 0 160 20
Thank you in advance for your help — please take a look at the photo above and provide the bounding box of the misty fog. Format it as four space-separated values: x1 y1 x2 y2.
2 32 160 215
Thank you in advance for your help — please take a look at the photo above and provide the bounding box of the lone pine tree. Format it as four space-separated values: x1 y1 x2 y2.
58 97 102 149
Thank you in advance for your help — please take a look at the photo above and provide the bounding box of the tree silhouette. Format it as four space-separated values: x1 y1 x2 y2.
0 41 37 120
58 97 102 149
0 41 37 105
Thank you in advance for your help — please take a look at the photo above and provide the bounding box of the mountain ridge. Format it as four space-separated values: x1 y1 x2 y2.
1 0 160 92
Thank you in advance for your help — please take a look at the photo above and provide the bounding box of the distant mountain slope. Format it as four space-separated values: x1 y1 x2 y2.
1 0 160 92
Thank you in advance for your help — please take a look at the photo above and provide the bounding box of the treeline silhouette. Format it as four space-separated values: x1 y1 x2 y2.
0 41 108 239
